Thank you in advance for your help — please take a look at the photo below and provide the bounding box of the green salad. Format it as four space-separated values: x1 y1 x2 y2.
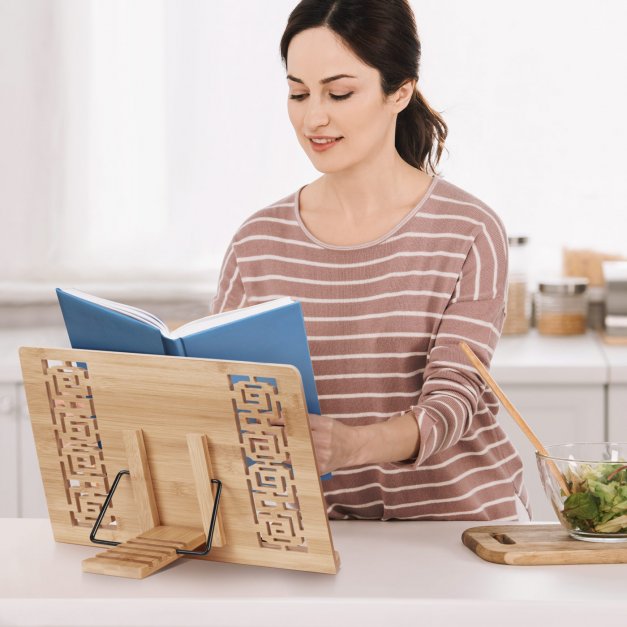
562 462 627 533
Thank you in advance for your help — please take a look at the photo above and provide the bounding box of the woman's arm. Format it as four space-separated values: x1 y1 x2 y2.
310 216 508 475
308 411 420 474
356 411 421 464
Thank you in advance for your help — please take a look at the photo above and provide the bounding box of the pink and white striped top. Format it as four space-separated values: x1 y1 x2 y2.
211 176 529 521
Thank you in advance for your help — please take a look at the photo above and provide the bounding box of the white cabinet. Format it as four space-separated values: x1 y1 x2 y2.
0 384 48 517
17 384 48 517
0 327 68 517
0 383 18 516
608 387 627 440
599 342 627 441
496 385 605 521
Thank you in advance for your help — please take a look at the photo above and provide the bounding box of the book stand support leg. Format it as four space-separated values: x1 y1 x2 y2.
82 430 224 579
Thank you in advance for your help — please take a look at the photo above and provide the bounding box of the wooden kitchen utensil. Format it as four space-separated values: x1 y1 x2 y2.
459 341 571 496
463 524 627 565
19 346 339 579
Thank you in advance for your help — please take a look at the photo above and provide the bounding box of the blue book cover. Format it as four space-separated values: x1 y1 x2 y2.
56 288 169 356
56 288 321 415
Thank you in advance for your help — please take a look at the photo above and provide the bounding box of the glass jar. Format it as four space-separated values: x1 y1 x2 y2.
535 278 589 335
502 236 530 335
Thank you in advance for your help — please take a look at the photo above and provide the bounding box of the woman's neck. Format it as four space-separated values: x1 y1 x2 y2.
314 156 432 223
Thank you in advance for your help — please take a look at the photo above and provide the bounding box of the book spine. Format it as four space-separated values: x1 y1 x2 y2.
162 336 186 356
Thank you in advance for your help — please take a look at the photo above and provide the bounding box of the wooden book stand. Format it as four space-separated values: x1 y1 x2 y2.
19 347 339 579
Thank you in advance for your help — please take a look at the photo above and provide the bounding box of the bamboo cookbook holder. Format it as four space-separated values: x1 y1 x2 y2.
19 346 339 579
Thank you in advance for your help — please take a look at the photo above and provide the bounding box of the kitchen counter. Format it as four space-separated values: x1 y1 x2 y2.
0 518 625 627
491 330 608 384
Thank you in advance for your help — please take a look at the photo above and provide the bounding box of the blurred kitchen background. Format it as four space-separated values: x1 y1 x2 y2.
2 0 627 521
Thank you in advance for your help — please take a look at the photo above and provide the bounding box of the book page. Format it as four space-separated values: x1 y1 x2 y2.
60 288 170 334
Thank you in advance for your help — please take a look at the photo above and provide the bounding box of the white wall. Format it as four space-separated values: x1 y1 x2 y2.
1 0 626 287
415 0 627 283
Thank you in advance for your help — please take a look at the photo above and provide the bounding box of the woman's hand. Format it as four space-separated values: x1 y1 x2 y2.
269 412 365 474
269 411 420 474
307 413 366 475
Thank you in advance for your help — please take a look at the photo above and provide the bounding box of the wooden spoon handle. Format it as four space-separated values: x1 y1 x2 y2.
459 341 570 496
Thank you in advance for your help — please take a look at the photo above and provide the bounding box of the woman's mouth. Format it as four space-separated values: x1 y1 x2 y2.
309 137 343 152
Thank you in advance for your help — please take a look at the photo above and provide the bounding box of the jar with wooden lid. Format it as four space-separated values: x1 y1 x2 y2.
535 278 589 335
502 236 530 334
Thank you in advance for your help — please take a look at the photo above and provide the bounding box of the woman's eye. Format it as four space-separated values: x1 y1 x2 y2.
330 92 353 100
288 92 354 101
329 91 353 100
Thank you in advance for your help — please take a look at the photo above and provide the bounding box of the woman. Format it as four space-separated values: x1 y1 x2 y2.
212 0 529 521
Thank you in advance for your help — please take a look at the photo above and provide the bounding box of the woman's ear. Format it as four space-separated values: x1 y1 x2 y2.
391 79 417 114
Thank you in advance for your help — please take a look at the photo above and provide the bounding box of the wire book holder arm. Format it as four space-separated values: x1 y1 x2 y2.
89 469 223 557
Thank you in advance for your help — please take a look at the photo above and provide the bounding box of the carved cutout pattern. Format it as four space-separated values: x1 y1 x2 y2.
41 359 116 529
230 375 307 551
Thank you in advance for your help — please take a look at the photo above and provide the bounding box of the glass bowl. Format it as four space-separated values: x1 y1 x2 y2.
536 442 627 542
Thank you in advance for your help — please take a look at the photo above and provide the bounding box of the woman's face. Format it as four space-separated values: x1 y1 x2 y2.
286 27 412 174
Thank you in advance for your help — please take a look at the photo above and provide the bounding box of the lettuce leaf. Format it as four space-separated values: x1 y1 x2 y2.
561 460 627 534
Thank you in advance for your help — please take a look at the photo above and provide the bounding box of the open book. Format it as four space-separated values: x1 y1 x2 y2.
56 288 321 416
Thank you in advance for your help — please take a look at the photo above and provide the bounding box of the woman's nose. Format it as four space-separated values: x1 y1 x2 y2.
303 97 329 129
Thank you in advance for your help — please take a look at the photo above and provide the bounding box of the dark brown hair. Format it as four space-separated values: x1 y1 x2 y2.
280 0 448 174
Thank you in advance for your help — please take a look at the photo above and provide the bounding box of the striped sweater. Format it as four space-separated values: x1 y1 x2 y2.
211 175 529 521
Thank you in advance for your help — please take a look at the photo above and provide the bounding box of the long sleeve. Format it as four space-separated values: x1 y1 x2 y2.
210 240 247 315
394 219 509 468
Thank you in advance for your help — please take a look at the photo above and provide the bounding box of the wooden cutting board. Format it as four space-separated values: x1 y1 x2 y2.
462 524 627 565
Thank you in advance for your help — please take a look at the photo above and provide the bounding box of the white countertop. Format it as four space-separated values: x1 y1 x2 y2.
491 330 608 384
0 518 625 627
0 327 619 385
